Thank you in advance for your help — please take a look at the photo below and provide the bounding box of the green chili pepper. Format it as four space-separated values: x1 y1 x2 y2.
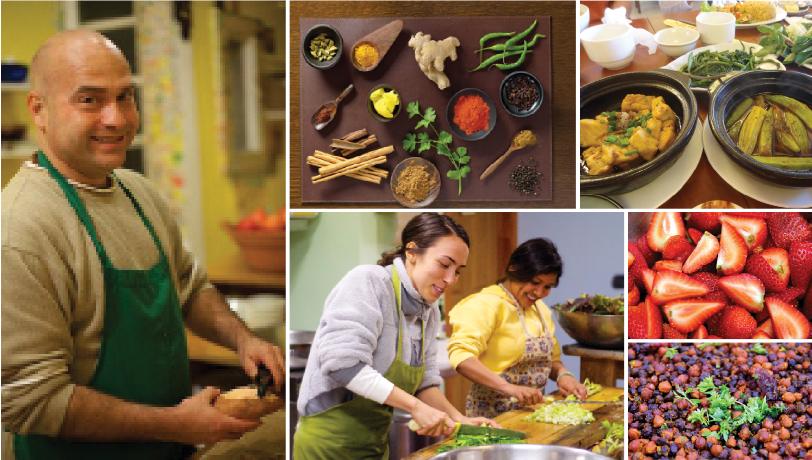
503 19 538 48
479 31 514 48
469 48 529 72
494 41 529 71
475 34 546 54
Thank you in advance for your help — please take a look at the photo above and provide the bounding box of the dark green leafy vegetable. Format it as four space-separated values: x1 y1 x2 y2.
436 433 525 453
554 294 624 315
680 44 769 88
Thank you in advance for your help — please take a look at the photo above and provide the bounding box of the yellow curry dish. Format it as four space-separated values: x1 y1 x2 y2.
580 94 679 176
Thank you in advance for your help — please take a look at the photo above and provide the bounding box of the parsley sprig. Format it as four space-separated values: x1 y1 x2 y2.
674 376 785 441
402 101 471 195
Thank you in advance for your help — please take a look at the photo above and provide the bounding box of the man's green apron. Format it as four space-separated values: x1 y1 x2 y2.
294 268 426 460
14 152 192 459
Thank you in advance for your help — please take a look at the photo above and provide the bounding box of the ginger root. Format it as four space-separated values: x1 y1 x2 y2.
408 32 460 90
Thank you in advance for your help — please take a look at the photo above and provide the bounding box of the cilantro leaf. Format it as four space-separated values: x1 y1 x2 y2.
406 101 421 118
402 133 416 152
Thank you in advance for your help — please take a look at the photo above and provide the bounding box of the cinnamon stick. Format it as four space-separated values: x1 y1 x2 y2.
313 151 388 178
317 145 394 176
339 129 368 143
306 157 382 183
312 156 388 183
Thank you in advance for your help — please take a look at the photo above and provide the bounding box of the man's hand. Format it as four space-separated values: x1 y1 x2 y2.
236 333 284 392
168 387 259 444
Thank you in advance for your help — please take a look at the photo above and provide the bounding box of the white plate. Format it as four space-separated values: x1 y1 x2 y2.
736 6 788 28
785 17 812 69
703 121 812 208
662 40 785 93
606 119 704 209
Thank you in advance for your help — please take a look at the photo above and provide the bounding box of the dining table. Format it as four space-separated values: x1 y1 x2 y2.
580 9 812 209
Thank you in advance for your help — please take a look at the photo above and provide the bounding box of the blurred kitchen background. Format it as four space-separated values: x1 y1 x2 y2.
2 1 286 400
289 212 624 458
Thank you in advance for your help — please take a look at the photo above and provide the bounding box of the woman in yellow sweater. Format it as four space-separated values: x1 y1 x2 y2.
447 238 587 418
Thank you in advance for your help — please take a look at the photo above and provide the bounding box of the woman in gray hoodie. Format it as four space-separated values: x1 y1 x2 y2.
294 213 496 459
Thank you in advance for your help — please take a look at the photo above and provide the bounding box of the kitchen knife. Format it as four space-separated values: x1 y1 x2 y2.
547 399 622 405
255 363 272 398
407 421 527 439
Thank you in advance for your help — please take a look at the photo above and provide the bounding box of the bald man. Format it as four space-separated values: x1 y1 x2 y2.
2 30 284 460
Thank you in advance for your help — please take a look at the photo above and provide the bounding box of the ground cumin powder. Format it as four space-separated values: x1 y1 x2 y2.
394 164 437 203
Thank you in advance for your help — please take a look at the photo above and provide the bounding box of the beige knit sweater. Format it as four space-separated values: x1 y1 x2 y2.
1 160 209 445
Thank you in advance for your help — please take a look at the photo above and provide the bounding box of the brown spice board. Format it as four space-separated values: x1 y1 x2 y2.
299 16 553 206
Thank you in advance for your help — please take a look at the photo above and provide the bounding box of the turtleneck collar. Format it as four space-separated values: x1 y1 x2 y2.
393 257 434 317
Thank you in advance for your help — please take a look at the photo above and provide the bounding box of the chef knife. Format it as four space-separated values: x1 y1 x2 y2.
255 363 272 398
407 420 527 439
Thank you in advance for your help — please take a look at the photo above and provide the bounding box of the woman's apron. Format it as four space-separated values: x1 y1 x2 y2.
294 268 425 460
14 151 192 460
465 284 553 419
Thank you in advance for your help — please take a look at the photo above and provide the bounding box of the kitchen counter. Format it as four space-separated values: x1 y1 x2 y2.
406 387 623 459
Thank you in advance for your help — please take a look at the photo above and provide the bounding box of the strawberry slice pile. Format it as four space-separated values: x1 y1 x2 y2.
629 212 812 339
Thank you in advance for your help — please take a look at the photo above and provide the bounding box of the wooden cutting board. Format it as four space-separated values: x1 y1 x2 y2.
406 387 624 459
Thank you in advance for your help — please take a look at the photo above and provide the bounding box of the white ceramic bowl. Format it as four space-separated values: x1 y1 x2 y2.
580 23 636 70
696 11 736 45
655 27 700 57
578 4 590 33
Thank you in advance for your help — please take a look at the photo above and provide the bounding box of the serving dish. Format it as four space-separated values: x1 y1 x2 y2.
661 40 784 94
428 444 612 460
735 6 788 28
703 120 812 207
580 70 698 195
708 70 812 187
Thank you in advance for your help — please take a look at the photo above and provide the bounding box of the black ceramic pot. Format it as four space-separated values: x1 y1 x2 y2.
580 70 698 195
709 70 812 187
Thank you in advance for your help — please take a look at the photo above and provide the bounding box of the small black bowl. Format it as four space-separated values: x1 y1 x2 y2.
446 88 497 141
709 70 812 187
367 84 401 122
580 70 698 195
500 71 543 117
302 24 342 70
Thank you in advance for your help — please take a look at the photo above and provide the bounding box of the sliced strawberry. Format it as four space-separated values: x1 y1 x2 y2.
766 296 811 339
628 282 640 306
651 270 710 304
690 325 709 339
717 221 747 275
663 298 726 334
705 305 730 336
663 324 687 339
663 236 695 262
647 212 686 253
773 287 805 306
719 214 767 252
687 228 704 245
718 274 765 313
641 268 656 295
751 331 771 339
629 298 663 339
756 319 774 337
692 272 722 292
683 232 720 274
684 211 722 233
728 212 770 219
636 235 658 267
745 248 789 293
767 212 812 250
804 283 812 321
707 335 723 339
628 243 649 291
789 241 812 291
717 305 757 339
654 259 684 272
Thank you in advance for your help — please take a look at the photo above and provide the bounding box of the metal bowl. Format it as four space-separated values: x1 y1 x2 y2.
708 70 812 187
428 444 612 460
580 70 698 195
553 310 624 349
390 157 441 208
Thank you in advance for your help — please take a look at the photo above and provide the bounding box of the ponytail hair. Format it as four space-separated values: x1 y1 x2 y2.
378 213 470 266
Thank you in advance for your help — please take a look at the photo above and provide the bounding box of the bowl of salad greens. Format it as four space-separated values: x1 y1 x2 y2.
552 294 624 349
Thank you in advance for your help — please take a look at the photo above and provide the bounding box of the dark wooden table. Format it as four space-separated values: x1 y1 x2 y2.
580 11 812 209
291 1 576 208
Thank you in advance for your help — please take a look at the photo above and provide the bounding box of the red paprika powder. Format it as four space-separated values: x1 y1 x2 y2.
452 94 490 135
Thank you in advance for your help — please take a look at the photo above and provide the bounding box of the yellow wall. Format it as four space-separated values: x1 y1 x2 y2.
184 2 288 264
1 1 61 186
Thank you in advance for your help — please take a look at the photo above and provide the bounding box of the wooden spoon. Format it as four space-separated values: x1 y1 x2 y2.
351 20 403 72
311 84 354 131
480 130 537 180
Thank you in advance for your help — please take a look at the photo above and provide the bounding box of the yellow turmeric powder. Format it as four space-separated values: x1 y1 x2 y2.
354 43 379 68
